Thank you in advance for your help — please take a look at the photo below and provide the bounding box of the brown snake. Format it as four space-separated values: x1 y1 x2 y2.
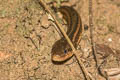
51 6 83 62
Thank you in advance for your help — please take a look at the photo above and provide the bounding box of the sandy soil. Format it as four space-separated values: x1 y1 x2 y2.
0 0 120 80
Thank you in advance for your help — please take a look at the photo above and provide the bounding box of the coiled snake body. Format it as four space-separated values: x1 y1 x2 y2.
51 6 83 62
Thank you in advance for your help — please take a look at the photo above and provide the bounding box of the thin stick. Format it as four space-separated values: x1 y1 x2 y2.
89 0 98 68
89 0 109 79
39 0 94 80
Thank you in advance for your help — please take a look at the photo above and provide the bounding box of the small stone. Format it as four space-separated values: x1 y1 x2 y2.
41 15 51 28
108 38 112 42
84 48 88 52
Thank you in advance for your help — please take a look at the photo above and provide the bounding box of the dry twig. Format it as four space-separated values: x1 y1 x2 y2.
89 0 108 79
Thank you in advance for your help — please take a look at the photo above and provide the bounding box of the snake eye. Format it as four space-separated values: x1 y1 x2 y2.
64 49 67 54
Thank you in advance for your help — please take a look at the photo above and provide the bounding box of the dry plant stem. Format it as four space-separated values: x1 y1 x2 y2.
89 0 108 79
89 0 98 68
39 0 94 80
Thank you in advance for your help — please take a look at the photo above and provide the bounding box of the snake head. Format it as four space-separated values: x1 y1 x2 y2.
51 39 73 62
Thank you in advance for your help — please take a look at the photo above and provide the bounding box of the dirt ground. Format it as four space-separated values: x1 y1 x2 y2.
0 0 120 80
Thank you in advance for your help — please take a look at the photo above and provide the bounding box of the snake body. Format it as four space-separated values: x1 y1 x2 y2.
51 6 83 62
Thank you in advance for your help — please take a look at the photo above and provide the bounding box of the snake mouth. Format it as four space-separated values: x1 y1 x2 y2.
52 52 73 62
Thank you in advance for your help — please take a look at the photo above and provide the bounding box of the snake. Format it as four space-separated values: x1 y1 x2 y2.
51 6 83 62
